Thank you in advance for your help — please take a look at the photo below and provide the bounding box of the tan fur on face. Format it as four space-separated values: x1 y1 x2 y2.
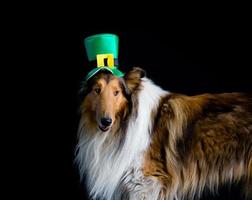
80 74 128 132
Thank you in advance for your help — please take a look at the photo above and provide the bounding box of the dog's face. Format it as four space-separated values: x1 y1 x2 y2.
87 74 128 132
81 67 145 133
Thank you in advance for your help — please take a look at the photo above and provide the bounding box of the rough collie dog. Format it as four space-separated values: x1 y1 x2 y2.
75 67 252 200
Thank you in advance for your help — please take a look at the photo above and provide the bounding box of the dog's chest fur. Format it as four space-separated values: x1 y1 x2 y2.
76 78 168 200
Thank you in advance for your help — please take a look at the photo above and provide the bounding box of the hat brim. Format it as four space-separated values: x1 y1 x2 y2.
85 67 124 81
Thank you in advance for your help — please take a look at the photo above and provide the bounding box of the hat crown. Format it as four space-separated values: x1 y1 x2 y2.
83 33 124 81
84 33 119 61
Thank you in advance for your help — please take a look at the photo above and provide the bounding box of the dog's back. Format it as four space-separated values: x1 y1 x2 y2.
143 92 252 199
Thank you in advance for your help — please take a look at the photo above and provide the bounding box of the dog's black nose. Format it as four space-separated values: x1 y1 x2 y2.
100 117 112 127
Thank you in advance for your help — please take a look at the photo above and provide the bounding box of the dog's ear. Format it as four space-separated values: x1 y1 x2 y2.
124 67 146 93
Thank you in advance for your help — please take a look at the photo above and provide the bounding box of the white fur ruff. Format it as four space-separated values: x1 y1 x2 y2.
75 78 168 200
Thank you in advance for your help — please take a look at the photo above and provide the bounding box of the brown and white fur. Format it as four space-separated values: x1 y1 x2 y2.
75 67 252 200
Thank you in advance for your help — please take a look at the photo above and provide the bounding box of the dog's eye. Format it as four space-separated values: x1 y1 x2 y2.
114 90 119 96
94 88 101 94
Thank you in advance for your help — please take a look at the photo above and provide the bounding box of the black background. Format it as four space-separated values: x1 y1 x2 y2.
9 4 251 200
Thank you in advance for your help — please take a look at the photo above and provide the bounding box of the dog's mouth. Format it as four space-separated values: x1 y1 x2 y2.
98 124 110 132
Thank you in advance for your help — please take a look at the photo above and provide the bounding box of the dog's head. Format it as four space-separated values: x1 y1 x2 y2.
80 67 145 133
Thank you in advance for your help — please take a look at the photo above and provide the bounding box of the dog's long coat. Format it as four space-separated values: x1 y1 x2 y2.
76 68 252 200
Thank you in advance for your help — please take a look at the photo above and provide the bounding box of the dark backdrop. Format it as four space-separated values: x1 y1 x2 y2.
15 8 251 200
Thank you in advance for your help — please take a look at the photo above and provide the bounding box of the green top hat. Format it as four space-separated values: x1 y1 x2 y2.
84 33 124 81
